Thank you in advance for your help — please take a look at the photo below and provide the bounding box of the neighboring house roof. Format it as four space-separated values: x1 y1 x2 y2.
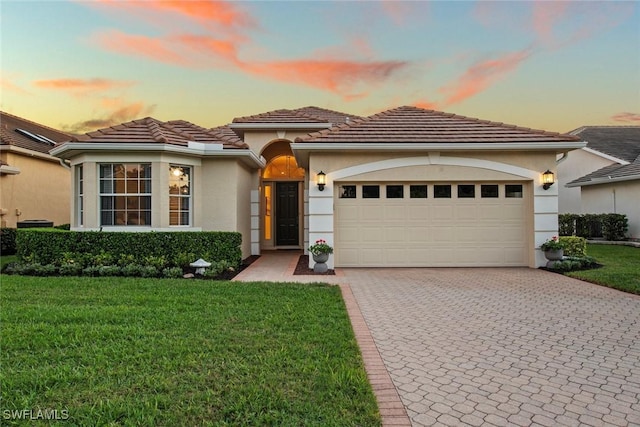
296 106 581 144
566 126 640 187
0 110 71 154
232 106 359 125
73 117 248 149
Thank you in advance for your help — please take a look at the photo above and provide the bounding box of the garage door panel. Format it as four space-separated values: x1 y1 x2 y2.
335 182 528 267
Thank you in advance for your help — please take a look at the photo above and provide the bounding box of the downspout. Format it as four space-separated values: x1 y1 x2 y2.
556 151 569 164
58 158 71 170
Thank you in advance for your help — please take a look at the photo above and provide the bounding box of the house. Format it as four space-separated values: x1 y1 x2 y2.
51 106 585 268
0 111 72 228
560 126 640 239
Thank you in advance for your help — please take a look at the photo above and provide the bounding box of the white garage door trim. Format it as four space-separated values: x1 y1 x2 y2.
308 156 559 268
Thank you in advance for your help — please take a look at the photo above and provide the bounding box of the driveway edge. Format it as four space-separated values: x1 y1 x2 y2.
339 283 411 427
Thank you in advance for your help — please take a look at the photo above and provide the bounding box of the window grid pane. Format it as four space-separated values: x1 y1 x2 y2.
99 163 151 226
169 165 191 226
409 185 428 198
386 185 404 199
362 185 380 199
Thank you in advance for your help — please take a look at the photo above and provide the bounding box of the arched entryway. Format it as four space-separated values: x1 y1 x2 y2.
260 140 305 249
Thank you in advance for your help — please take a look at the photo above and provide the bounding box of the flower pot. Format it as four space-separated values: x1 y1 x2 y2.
312 253 329 263
312 253 329 273
544 249 564 261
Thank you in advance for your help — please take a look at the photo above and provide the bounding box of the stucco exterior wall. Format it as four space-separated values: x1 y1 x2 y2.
242 130 317 155
0 152 70 228
581 181 640 240
306 151 560 268
558 149 615 213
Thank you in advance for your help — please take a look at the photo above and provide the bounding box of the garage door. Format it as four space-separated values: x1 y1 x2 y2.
335 182 529 267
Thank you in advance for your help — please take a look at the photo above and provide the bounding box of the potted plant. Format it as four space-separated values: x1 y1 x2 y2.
541 236 564 261
309 239 333 272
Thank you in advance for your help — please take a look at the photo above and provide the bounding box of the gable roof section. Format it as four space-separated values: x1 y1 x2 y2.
1 111 71 155
232 106 359 125
73 117 247 149
566 126 640 187
296 106 581 144
569 126 640 163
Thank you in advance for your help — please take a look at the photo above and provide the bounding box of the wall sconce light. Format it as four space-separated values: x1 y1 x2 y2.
317 171 326 191
542 170 555 190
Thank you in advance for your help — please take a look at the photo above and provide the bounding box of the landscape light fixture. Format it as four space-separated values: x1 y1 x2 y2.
542 170 555 190
317 171 326 191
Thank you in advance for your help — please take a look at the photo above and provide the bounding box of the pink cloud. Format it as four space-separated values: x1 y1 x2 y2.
249 59 408 96
94 31 187 66
413 100 440 110
611 112 640 123
1 77 31 95
380 1 428 25
531 1 570 44
439 48 533 106
34 78 133 94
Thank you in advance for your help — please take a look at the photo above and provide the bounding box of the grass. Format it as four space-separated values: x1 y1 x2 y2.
566 244 640 294
0 276 380 426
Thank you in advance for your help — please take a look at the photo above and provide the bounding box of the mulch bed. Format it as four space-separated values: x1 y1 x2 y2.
293 255 335 276
185 255 260 280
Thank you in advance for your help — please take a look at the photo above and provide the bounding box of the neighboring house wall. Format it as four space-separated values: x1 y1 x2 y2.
558 149 615 213
580 181 640 240
0 151 70 228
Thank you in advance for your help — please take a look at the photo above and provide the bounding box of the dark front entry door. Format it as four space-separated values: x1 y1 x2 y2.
276 182 299 246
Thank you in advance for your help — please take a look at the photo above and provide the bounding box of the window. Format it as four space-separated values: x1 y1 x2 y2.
339 185 356 198
362 185 380 198
505 184 523 198
100 163 151 226
386 185 404 198
481 185 499 198
410 185 428 198
169 165 191 226
457 185 475 198
434 185 451 198
77 165 83 226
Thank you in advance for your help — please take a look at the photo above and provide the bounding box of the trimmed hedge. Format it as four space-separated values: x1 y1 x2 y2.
1 228 17 255
16 229 242 268
559 213 628 241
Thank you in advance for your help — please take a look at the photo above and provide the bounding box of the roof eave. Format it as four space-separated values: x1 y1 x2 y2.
582 147 630 165
0 144 63 163
50 142 266 168
566 174 640 188
291 141 586 168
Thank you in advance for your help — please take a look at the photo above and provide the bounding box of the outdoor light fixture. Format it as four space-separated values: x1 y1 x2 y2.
317 171 326 191
542 170 555 190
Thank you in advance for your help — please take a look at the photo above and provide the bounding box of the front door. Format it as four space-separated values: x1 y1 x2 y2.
275 182 299 246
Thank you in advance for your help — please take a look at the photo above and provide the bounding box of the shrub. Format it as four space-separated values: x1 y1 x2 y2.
53 224 71 230
558 236 587 257
82 266 101 277
162 267 184 278
547 256 597 272
1 228 17 255
143 255 167 270
601 214 628 241
559 213 628 240
121 264 144 277
139 266 159 278
98 265 122 277
16 230 242 269
59 263 83 276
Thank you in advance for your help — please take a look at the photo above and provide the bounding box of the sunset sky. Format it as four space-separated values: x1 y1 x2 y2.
1 0 639 135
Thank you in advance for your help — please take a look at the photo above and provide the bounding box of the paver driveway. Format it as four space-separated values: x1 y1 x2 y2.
343 268 640 427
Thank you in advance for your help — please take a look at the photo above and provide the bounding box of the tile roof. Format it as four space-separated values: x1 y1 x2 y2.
567 126 640 186
73 117 247 149
569 126 640 163
232 106 360 125
296 106 581 144
0 111 71 154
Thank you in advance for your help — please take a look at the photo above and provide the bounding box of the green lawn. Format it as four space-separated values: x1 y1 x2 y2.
567 244 640 294
0 276 380 426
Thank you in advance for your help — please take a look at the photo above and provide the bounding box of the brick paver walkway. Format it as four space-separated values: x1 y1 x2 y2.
343 268 640 427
